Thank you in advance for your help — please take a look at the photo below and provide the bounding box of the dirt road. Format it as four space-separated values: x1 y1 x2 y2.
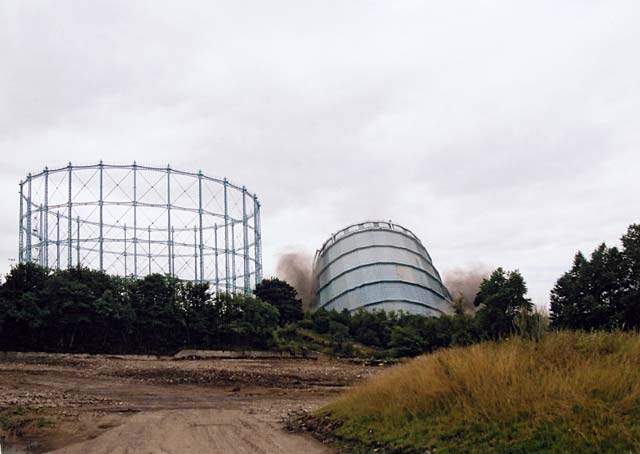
48 409 330 454
0 354 377 453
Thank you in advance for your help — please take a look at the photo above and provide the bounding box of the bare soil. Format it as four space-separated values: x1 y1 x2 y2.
0 354 378 453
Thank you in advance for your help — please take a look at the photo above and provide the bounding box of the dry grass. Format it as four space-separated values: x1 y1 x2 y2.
318 331 640 453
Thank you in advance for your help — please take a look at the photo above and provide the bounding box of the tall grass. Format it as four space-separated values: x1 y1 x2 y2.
319 331 640 453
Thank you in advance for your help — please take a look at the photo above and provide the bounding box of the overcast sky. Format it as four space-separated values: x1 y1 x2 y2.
1 1 639 305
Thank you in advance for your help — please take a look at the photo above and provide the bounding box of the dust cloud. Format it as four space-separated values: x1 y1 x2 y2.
443 265 491 313
275 250 317 310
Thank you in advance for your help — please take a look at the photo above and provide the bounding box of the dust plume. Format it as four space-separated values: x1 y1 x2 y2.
275 249 317 310
444 265 491 313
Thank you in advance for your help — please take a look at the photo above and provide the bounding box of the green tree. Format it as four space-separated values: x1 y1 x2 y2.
0 263 50 350
620 224 640 327
622 224 640 282
474 268 532 339
307 308 331 333
388 325 423 357
226 293 279 348
254 278 303 326
350 310 390 347
43 267 124 350
550 224 640 330
413 315 453 352
129 274 186 352
92 280 135 351
182 281 214 346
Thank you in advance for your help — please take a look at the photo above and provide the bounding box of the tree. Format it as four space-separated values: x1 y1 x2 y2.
134 274 190 352
474 268 532 339
621 224 640 327
0 263 50 350
388 325 423 357
226 293 279 348
622 224 640 283
254 278 303 326
350 310 390 347
550 224 640 330
182 281 213 346
550 247 628 329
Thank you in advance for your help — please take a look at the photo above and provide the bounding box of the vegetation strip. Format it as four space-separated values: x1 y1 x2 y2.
297 332 640 454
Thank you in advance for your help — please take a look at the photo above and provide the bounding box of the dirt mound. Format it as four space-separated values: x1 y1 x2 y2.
110 366 352 388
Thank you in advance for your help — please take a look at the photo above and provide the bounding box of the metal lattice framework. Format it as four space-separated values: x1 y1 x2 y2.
17 162 263 293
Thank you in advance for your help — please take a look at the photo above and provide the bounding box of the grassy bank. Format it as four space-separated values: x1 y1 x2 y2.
311 331 640 453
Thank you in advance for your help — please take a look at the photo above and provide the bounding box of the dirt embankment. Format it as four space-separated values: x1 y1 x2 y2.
0 354 378 453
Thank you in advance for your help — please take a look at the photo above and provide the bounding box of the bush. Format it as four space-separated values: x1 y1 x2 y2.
0 263 550 358
387 325 423 357
0 264 279 353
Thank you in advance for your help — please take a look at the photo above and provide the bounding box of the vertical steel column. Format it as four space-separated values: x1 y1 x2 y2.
193 226 198 282
171 226 175 277
38 205 43 265
26 174 32 263
231 221 236 293
242 187 250 294
253 195 263 284
166 165 172 276
99 161 104 272
56 211 60 270
67 163 73 268
123 224 128 276
18 181 24 263
198 171 204 283
43 167 49 267
148 226 152 275
76 216 80 267
214 224 219 294
223 179 229 293
133 162 138 278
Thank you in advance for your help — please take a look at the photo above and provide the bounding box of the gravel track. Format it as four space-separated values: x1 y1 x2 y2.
0 354 376 453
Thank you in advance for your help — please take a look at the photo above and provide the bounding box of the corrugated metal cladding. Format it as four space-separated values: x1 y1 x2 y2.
313 221 453 316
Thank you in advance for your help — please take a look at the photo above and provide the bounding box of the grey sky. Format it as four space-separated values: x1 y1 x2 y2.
1 1 639 305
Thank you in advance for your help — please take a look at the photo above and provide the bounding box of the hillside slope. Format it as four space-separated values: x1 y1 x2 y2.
309 331 640 453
